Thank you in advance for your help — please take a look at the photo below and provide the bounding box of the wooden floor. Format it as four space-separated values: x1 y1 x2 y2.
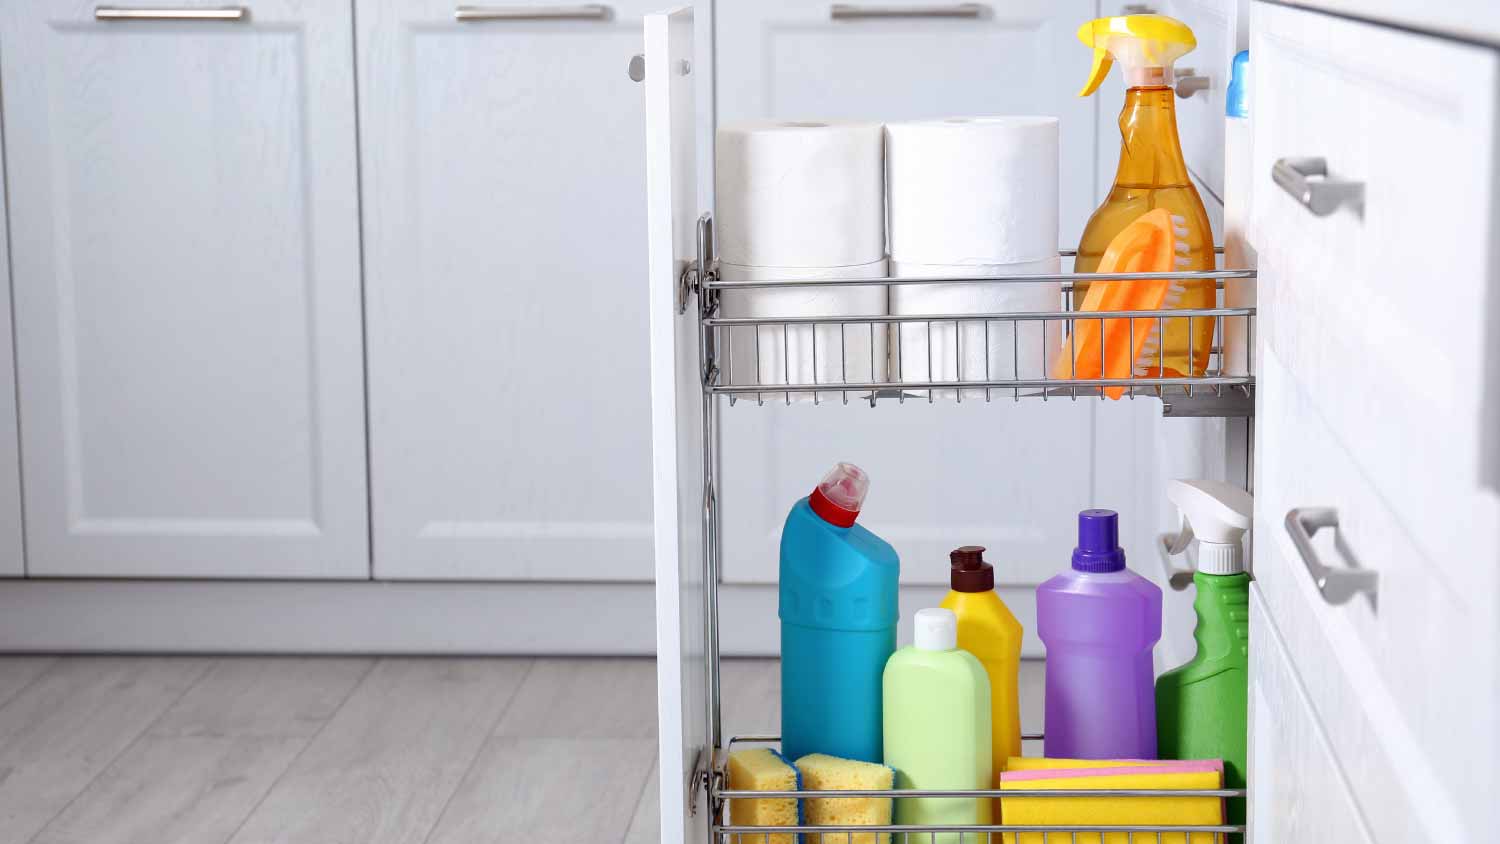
0 656 1045 844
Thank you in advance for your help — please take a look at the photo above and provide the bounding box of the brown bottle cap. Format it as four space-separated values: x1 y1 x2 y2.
949 545 994 592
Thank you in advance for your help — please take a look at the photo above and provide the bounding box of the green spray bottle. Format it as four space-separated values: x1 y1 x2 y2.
1155 479 1251 833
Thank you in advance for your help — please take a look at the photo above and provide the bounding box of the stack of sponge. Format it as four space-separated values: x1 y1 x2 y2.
727 748 894 844
998 758 1224 844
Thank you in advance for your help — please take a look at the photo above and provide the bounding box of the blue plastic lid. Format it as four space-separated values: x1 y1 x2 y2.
1226 50 1250 119
1073 509 1126 572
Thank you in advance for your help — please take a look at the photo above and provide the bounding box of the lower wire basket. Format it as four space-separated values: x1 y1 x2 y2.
710 735 1247 843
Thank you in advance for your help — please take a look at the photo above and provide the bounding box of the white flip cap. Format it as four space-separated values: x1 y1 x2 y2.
1166 479 1253 575
913 608 958 651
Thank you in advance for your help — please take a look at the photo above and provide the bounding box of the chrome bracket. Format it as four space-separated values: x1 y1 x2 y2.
1161 388 1254 418
687 746 712 817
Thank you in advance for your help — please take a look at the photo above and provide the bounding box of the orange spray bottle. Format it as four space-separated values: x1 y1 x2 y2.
1073 15 1215 378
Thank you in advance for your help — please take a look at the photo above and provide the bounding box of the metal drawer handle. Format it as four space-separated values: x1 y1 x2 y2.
455 4 611 21
1174 68 1210 99
1156 533 1196 591
1284 507 1378 606
831 3 986 20
95 6 247 20
1272 157 1364 217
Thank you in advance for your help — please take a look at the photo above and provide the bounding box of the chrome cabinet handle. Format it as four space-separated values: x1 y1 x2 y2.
627 53 645 82
1174 68 1210 99
831 3 986 20
1284 507 1378 606
455 4 611 21
95 6 247 20
1272 157 1365 217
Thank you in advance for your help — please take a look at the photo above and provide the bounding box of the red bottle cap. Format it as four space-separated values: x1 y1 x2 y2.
808 462 868 528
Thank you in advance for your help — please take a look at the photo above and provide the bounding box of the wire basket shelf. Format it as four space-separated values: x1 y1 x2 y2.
688 215 1257 417
711 735 1247 843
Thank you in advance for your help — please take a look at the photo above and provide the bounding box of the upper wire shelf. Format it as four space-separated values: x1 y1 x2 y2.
687 214 1257 418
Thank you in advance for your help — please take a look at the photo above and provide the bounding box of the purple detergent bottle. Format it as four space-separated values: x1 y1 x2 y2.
1037 509 1163 759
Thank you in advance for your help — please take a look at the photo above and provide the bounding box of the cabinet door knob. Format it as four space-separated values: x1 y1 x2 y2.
830 3 986 20
454 4 611 21
95 6 247 21
628 54 645 83
1272 157 1365 217
1174 68 1210 99
1284 507 1378 607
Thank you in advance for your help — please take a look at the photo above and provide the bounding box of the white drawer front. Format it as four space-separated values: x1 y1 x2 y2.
1248 584 1373 844
1255 346 1496 839
1248 1 1500 594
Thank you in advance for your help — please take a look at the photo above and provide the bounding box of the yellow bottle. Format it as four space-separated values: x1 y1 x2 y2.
939 546 1023 780
1074 15 1215 378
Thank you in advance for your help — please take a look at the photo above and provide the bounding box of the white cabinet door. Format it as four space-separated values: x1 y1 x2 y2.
0 0 369 578
713 0 1169 593
358 0 657 580
0 146 22 577
645 8 709 843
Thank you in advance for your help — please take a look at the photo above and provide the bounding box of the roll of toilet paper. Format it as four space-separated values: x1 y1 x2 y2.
718 260 889 402
886 116 1059 264
715 120 885 267
890 257 1063 399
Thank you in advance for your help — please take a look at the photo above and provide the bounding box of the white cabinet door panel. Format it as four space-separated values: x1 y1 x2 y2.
1247 584 1375 844
715 0 1122 588
0 134 21 577
645 7 709 842
358 0 656 580
0 0 368 578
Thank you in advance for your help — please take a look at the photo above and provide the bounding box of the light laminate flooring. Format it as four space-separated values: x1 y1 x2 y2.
0 656 1045 844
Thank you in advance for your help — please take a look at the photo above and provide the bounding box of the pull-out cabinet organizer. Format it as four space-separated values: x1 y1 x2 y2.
646 10 1256 841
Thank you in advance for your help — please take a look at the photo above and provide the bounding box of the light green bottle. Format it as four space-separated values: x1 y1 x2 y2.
883 608 992 843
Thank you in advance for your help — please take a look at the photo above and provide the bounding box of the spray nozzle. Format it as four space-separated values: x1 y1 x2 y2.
1077 14 1197 96
1165 479 1253 576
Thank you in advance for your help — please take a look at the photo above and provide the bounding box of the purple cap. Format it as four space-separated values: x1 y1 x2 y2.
1072 509 1126 572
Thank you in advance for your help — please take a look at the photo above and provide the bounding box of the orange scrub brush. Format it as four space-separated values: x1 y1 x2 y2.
1053 208 1190 398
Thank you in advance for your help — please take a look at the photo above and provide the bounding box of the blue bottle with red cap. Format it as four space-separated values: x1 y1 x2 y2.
779 462 900 764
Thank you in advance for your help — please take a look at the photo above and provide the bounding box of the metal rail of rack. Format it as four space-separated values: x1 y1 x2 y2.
685 214 1257 418
711 735 1247 842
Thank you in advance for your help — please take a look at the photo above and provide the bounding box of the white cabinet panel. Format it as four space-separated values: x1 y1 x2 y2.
1164 0 1235 201
645 7 709 842
0 0 368 578
0 137 21 577
717 0 1097 245
714 0 1130 589
1247 584 1374 844
358 0 656 580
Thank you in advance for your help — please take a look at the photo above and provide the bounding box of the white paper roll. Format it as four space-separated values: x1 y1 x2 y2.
890 257 1063 399
886 116 1059 265
715 120 885 267
717 260 889 403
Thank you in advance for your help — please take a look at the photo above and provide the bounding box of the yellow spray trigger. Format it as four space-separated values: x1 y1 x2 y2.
1076 14 1197 97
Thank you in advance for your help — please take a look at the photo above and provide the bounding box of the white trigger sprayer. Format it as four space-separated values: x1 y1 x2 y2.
1158 479 1253 590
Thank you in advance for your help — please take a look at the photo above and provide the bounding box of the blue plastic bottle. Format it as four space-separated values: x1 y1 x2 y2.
779 462 900 764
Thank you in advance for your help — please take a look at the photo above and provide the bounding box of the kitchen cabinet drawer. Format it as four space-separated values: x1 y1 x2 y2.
1164 0 1237 200
0 0 370 577
1247 584 1373 843
1255 345 1497 839
1248 1 1500 592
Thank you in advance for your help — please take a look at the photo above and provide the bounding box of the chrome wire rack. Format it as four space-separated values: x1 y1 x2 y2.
686 214 1257 418
711 735 1247 843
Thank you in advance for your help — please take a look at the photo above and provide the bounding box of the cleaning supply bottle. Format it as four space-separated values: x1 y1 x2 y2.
1073 14 1215 379
1037 509 1162 759
939 546 1023 771
1155 479 1252 834
779 462 900 764
882 608 992 843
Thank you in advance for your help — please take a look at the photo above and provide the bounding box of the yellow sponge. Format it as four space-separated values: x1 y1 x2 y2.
727 748 799 844
795 753 894 844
